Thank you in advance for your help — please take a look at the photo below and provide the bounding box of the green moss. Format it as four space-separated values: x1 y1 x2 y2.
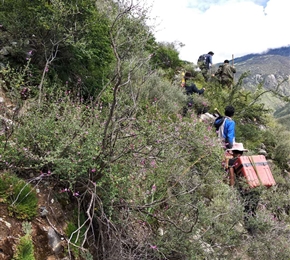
13 234 35 260
0 172 38 220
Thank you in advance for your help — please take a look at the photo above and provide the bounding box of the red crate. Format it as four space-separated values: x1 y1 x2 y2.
249 155 276 187
234 155 276 188
234 156 260 188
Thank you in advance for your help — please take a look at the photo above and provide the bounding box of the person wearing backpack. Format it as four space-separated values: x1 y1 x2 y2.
197 51 214 81
227 143 261 235
214 105 235 149
215 60 236 88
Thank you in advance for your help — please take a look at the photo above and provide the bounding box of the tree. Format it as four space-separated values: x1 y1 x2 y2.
0 0 114 100
149 41 183 80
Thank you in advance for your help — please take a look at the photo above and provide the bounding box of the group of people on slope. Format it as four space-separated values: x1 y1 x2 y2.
198 51 236 87
181 70 259 234
181 51 237 108
190 51 266 235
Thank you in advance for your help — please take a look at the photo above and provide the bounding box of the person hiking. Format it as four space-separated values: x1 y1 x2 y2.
215 105 235 149
215 60 236 88
227 143 261 235
197 51 214 81
181 72 205 96
181 72 205 115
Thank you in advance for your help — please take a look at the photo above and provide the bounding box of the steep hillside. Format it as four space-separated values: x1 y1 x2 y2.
2 1 290 259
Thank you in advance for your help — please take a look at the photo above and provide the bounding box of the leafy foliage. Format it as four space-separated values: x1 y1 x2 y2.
0 0 114 99
13 222 35 260
149 42 183 80
1 0 290 259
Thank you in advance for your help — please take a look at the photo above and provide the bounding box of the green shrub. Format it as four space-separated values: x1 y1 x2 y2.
13 234 35 260
0 172 38 220
65 212 87 258
66 221 86 245
13 222 35 260
139 72 187 115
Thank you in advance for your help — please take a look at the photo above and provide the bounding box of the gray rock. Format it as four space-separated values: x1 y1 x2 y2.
47 227 63 254
0 46 12 55
258 149 267 156
39 206 49 217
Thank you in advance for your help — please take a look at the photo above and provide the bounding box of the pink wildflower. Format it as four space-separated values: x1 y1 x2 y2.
150 160 156 168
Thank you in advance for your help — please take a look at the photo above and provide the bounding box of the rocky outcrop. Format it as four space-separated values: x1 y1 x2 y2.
0 236 15 260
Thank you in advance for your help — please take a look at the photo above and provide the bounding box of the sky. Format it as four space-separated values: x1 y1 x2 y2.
146 0 290 64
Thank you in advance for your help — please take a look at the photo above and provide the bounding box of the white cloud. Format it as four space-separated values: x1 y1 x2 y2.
146 0 290 64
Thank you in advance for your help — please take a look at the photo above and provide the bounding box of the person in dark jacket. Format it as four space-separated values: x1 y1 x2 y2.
181 72 205 115
181 72 205 95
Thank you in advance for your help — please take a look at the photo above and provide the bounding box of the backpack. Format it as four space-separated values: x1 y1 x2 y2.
215 116 227 141
213 116 225 131
197 54 206 63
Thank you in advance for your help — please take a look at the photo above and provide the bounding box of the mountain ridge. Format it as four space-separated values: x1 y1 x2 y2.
230 45 290 128
232 45 290 64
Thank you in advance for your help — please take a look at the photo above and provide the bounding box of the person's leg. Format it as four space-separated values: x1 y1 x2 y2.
202 68 209 81
221 77 232 89
226 79 233 89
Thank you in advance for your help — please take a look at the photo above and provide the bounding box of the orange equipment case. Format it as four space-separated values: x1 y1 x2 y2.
234 155 276 188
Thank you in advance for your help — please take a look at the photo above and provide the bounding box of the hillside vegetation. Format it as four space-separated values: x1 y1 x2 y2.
1 1 290 259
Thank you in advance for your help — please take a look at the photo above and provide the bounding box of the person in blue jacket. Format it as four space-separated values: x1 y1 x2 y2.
216 105 235 149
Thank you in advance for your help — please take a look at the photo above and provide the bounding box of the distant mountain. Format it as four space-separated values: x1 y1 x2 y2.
228 45 290 116
233 45 290 64
235 54 290 93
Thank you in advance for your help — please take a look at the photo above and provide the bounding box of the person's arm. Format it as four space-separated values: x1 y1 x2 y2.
208 55 213 67
190 83 205 95
225 120 235 148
